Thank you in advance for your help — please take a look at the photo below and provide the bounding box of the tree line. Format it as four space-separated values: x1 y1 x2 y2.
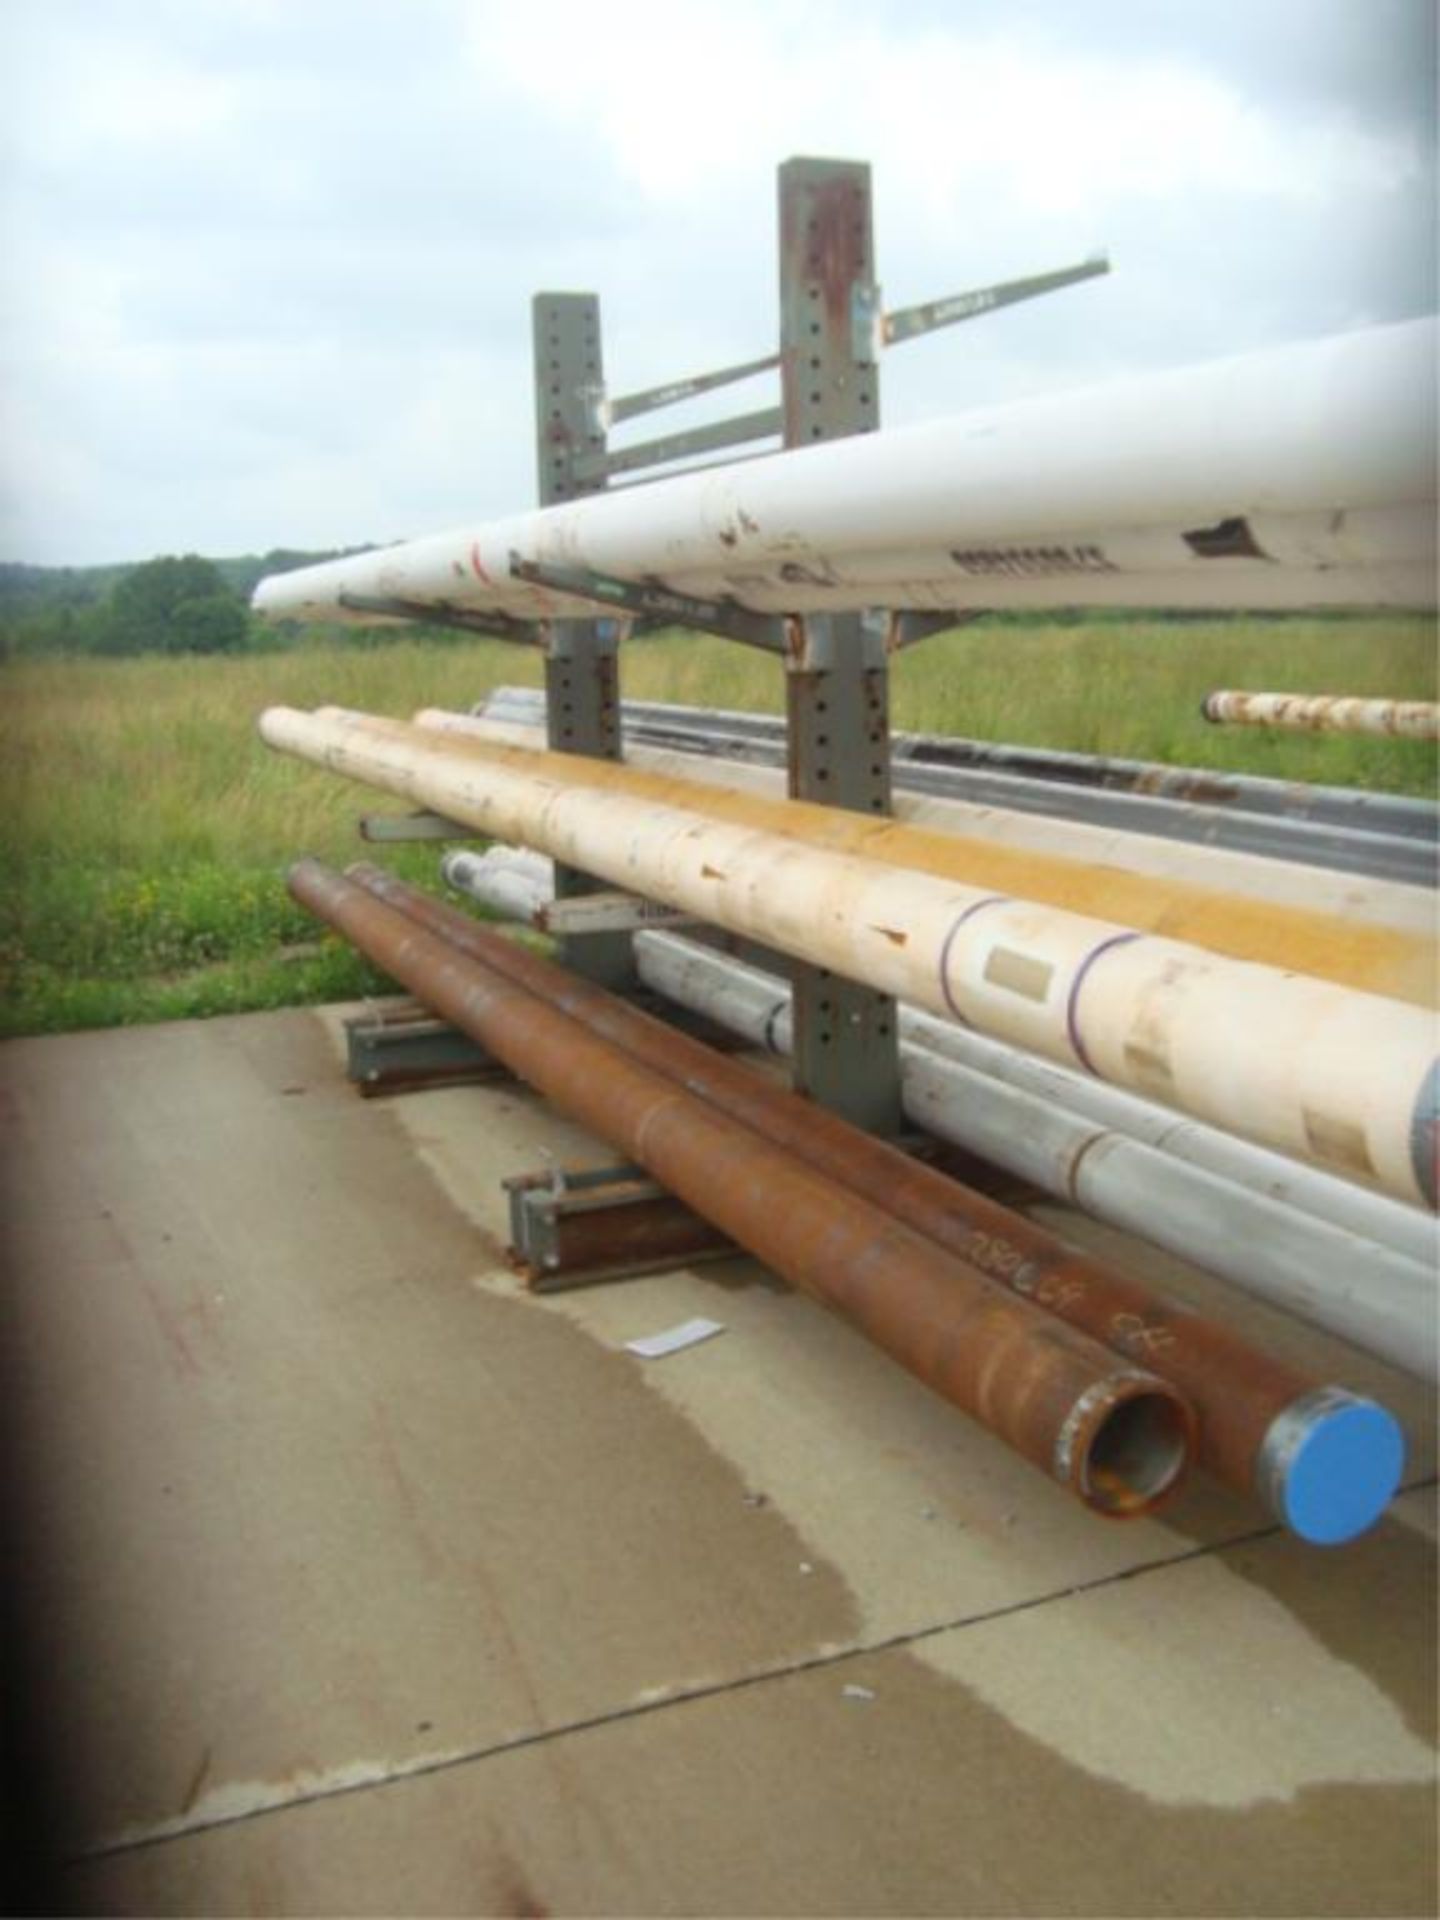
0 549 375 660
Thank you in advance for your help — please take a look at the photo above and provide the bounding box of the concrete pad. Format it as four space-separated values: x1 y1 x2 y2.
58 1500 1439 1917
0 1006 1434 1915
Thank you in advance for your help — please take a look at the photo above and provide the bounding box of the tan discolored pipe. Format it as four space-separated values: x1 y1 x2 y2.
1203 691 1440 741
287 857 1195 1518
258 706 1438 1207
412 704 1438 992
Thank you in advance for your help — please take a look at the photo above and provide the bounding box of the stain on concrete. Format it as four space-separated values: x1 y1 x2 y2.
916 1546 1434 1808
64 1632 1438 1918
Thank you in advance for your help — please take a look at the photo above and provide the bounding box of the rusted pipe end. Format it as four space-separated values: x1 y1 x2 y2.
1058 1375 1195 1518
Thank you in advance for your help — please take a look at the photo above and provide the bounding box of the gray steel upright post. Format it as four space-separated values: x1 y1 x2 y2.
776 158 903 1134
532 292 633 987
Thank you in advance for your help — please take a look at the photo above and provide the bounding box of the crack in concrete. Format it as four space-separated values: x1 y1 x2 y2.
69 1510 1292 1867
72 1471 1438 1869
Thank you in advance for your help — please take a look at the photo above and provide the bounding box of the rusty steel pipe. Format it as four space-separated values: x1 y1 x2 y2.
350 864 1405 1544
288 858 1194 1518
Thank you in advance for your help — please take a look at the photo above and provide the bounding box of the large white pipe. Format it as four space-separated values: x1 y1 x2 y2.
253 320 1436 622
1203 691 1440 740
416 706 1437 956
258 705 1439 1208
629 931 1436 1379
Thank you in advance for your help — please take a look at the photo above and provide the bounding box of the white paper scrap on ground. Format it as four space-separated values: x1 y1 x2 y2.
624 1316 726 1360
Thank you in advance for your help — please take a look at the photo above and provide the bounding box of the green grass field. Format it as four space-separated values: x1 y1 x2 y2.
1 614 1434 1038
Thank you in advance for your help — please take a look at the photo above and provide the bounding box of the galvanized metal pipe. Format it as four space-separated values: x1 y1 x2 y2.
1203 691 1440 740
474 689 1439 887
253 319 1436 620
260 706 1439 1207
629 930 1436 1391
419 707 1437 988
898 1008 1438 1269
286 858 1195 1518
351 864 1405 1543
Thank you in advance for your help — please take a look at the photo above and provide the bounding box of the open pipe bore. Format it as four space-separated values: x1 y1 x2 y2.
1078 1389 1194 1517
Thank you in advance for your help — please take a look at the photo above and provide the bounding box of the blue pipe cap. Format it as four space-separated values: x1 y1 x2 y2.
1258 1387 1406 1546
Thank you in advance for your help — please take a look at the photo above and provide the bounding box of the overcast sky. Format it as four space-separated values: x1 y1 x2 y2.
2 0 1434 566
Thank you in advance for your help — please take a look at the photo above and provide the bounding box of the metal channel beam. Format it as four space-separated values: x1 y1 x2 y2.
573 406 783 484
884 256 1109 346
505 1164 734 1291
778 156 902 1136
336 592 537 642
610 351 782 425
508 555 788 653
532 292 634 988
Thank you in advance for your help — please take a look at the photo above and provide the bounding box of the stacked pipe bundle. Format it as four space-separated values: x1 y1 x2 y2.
287 857 1196 1522
259 705 1438 1209
257 316 1435 1542
287 859 1406 1543
419 703 1438 1005
469 686 1440 889
441 844 1437 1383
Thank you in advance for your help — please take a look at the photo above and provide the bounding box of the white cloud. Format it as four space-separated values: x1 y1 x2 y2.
1 0 1432 562
463 1 1419 222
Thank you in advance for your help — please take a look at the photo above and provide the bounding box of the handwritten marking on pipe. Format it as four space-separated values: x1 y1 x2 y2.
1109 1313 1181 1359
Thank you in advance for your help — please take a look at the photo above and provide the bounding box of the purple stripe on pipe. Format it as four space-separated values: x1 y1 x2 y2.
762 998 790 1055
937 895 1010 1023
1066 930 1145 1075
1410 1058 1439 1210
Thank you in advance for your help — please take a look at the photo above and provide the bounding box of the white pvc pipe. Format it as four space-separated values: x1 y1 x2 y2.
630 931 1438 1380
259 705 1439 1207
253 320 1436 621
441 848 551 923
